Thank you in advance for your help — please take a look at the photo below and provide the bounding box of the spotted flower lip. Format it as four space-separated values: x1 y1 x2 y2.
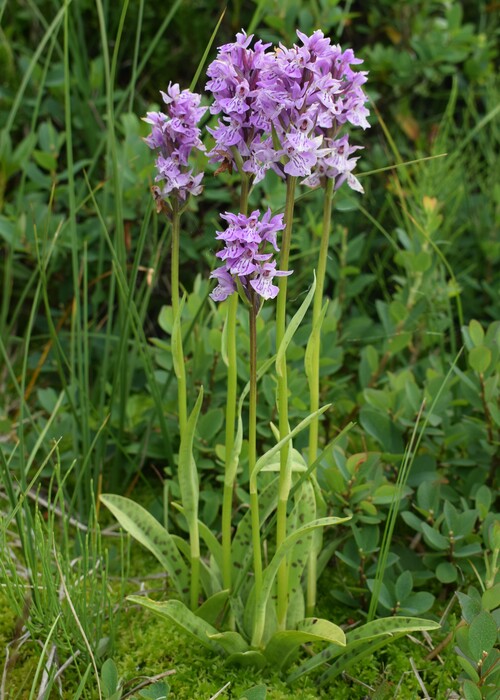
143 83 207 202
210 209 290 303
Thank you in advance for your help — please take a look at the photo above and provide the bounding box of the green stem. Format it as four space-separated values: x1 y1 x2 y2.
276 175 297 628
221 176 250 592
221 292 238 591
171 199 187 434
248 299 262 607
306 176 334 615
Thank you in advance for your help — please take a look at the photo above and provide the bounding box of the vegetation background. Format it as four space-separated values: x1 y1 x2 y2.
0 0 498 698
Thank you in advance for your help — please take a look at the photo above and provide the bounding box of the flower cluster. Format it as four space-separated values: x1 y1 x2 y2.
206 29 370 192
210 209 290 302
143 83 207 202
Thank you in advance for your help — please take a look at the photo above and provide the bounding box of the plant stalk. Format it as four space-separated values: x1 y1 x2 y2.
248 298 262 606
306 175 335 615
276 175 297 628
221 176 249 592
171 199 187 434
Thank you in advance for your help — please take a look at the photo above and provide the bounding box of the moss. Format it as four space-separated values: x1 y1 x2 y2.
0 545 463 699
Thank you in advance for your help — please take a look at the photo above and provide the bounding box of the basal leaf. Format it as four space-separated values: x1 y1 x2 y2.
251 516 350 647
127 597 222 652
287 616 440 683
264 617 345 670
100 494 188 600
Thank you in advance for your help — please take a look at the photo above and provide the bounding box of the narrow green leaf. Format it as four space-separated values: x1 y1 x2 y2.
287 617 440 683
127 597 222 652
276 274 316 377
178 387 203 528
252 405 330 480
100 495 188 599
304 299 328 380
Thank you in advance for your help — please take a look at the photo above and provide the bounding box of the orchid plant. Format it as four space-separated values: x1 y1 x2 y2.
100 29 439 680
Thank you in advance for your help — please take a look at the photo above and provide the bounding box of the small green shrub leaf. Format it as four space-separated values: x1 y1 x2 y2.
237 685 267 700
482 584 500 612
139 681 170 699
421 522 449 550
468 346 491 373
436 561 457 583
456 655 479 683
462 679 482 700
469 320 484 347
468 611 498 659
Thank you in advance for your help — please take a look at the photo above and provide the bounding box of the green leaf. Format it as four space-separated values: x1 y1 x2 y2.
468 611 498 659
395 571 413 602
462 679 482 700
252 405 330 480
100 495 188 600
469 320 485 347
468 346 492 373
225 651 267 669
208 630 249 654
198 408 224 442
264 618 345 671
482 584 500 612
237 685 267 700
101 658 119 697
436 561 457 583
139 681 170 699
456 655 480 683
178 387 203 530
304 299 328 381
401 592 435 615
127 597 223 652
276 273 316 378
359 406 404 453
195 590 230 627
171 296 186 381
421 522 449 550
251 516 350 647
33 149 57 172
287 617 440 683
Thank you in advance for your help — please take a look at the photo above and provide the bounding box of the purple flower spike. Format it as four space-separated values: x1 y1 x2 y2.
210 209 289 305
143 83 207 203
206 28 370 191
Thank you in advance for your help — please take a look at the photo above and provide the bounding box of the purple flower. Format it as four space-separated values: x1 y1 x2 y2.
250 261 292 300
210 209 289 304
143 83 207 203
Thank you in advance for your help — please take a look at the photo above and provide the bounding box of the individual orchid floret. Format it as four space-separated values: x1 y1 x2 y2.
143 83 207 204
210 209 289 305
250 261 292 300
